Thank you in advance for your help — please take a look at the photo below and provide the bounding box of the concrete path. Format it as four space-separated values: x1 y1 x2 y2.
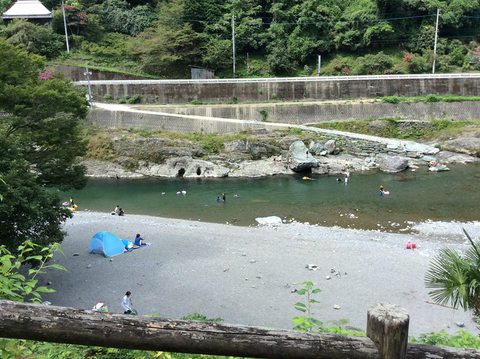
93 102 439 155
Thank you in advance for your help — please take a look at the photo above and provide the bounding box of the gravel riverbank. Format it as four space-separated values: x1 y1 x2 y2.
41 211 480 336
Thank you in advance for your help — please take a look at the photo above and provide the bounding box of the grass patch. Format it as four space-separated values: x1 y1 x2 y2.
312 118 480 140
380 94 480 104
85 133 116 160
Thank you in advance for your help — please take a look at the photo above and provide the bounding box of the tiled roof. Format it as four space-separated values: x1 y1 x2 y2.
2 0 52 19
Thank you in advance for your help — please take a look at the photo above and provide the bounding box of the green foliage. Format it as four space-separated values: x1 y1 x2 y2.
352 51 394 75
102 0 157 36
1 20 64 58
191 99 204 105
130 0 200 77
190 133 224 154
380 94 480 104
292 280 323 332
258 109 268 122
411 329 480 349
313 117 479 141
0 240 65 302
382 96 400 104
86 134 116 160
425 229 480 315
80 33 132 65
181 313 224 323
127 94 142 104
0 137 72 251
0 40 87 251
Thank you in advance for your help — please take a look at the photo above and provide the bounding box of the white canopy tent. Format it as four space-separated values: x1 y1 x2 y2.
2 0 52 20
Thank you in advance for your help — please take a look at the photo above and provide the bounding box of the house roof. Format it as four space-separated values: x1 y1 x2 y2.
2 0 52 19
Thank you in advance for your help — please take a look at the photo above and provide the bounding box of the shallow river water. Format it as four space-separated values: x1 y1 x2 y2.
64 164 480 232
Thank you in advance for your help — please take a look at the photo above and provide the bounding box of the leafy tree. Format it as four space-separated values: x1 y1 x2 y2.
425 230 480 316
130 0 200 77
1 20 64 58
352 51 394 74
0 40 87 251
101 0 156 36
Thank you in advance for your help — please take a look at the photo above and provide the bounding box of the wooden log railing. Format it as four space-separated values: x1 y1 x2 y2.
0 301 479 359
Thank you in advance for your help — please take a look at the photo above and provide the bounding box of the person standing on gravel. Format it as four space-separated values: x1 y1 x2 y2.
122 291 133 314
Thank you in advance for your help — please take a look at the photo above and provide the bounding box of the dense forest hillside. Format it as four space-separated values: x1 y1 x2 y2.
1 0 480 78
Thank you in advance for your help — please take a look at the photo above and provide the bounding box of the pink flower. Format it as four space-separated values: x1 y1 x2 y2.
38 70 54 81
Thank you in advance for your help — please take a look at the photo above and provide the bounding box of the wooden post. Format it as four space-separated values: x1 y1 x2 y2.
367 303 409 359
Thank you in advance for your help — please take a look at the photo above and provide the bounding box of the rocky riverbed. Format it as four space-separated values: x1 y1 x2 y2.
84 128 479 178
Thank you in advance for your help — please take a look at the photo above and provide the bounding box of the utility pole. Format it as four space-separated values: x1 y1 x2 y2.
232 14 236 77
432 8 440 74
84 65 93 104
61 0 70 53
317 55 322 76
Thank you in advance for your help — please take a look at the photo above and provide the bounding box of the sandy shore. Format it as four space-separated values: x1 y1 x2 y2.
41 211 480 336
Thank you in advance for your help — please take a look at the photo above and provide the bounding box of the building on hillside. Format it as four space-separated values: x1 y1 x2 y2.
2 0 52 23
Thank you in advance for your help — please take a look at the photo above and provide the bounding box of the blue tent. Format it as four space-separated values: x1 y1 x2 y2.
89 231 129 257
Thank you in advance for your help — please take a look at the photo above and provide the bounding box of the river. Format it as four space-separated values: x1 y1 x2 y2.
63 164 479 232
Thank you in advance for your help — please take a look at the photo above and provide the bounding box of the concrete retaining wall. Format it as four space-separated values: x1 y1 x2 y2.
139 101 480 123
77 74 480 104
87 108 274 133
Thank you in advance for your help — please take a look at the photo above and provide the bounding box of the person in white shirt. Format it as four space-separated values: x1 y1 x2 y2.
122 291 133 314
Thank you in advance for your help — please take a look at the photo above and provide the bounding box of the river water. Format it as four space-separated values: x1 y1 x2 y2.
64 164 480 232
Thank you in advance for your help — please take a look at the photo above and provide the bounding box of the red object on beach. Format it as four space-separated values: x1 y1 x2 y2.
406 242 417 249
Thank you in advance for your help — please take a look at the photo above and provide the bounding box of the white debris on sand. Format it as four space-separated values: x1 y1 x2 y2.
255 216 283 226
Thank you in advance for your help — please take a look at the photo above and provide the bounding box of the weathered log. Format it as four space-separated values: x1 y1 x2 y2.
1 301 479 359
0 300 379 359
367 303 409 359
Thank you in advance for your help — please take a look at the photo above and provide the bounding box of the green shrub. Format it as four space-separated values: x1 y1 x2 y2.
382 96 400 104
425 94 440 103
103 94 113 101
126 95 141 104
191 99 203 105
352 51 394 75
411 330 480 349
231 96 238 104
259 109 268 122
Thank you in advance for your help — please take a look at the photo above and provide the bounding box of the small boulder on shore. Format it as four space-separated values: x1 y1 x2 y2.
288 141 318 172
377 154 409 173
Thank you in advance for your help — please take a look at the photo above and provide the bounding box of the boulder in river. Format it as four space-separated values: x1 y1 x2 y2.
377 154 409 173
288 141 318 172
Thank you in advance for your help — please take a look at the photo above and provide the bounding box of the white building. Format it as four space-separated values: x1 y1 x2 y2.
2 0 52 22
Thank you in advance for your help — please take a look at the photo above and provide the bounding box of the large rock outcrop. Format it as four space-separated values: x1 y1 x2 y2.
376 154 409 173
442 133 480 157
288 141 318 172
138 157 229 178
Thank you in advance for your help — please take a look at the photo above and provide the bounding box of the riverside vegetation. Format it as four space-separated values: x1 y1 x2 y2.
82 116 479 175
2 0 480 77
